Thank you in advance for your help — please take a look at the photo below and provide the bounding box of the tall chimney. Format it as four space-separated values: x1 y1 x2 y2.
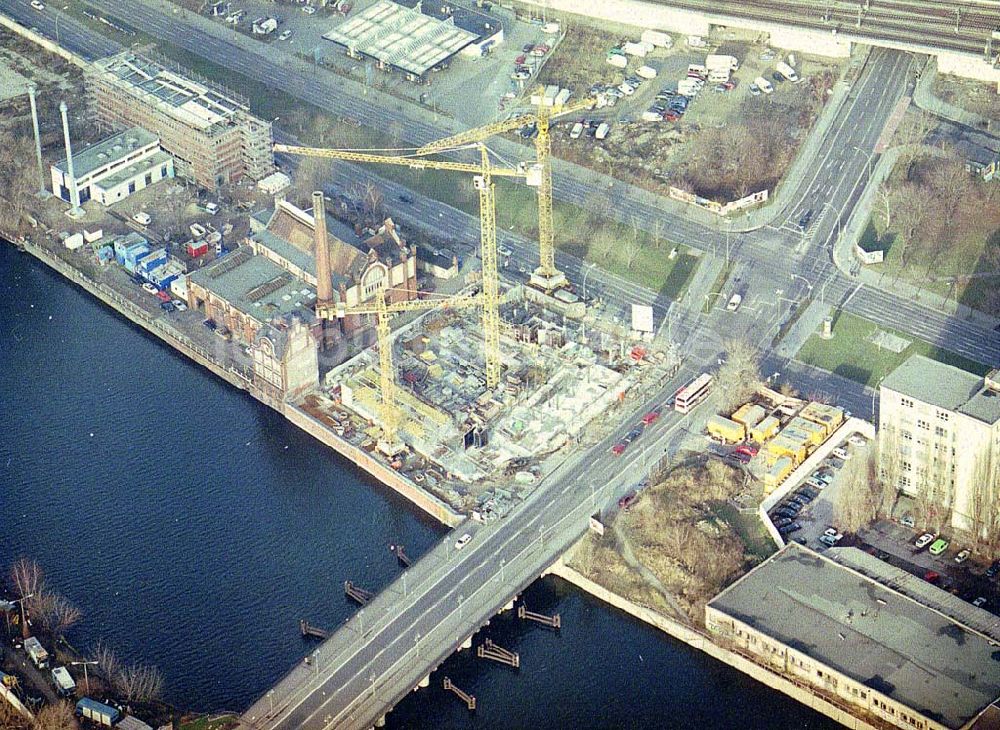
28 85 48 197
312 191 333 304
59 101 82 213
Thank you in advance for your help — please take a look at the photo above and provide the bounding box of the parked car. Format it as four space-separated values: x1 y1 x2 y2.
141 282 158 295
987 560 1000 579
955 549 971 564
203 318 218 331
454 533 472 550
778 522 802 535
900 514 915 528
748 83 761 96
914 532 936 549
132 211 151 226
819 532 843 547
773 517 793 528
172 300 188 311
278 29 292 40
31 0 45 10
929 538 950 556
832 446 850 460
796 209 814 232
973 596 988 608
848 434 868 447
735 444 758 458
923 570 941 584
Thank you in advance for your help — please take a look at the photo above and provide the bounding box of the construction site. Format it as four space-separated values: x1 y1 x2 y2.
285 95 678 515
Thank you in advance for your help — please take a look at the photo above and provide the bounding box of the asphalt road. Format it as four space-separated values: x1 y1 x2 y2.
7 0 1000 366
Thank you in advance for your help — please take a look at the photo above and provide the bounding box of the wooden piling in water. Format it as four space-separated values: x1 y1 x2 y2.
477 638 520 668
390 543 412 567
518 605 561 629
299 619 331 640
442 677 476 710
344 580 374 605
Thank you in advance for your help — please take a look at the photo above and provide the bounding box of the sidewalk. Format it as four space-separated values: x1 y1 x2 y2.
832 145 1000 331
913 57 994 132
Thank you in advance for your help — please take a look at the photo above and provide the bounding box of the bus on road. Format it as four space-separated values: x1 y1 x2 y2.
674 373 713 414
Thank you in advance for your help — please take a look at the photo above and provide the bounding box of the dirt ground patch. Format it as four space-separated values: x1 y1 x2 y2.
933 74 1000 121
570 458 772 625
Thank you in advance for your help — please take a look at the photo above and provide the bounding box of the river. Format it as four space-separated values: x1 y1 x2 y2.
0 243 836 728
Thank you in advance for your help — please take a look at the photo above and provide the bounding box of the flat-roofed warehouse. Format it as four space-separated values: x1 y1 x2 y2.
706 543 1000 730
322 0 503 81
87 52 273 190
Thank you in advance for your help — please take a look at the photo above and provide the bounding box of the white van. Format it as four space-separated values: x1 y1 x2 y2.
595 122 610 140
569 122 584 139
754 76 774 94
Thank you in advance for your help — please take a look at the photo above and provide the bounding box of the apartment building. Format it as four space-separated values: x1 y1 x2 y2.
87 52 272 190
879 355 1000 534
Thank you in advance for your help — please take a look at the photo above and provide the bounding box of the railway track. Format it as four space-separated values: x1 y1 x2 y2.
648 0 1000 56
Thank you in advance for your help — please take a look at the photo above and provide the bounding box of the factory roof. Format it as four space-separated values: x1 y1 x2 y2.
322 0 480 76
709 543 1000 729
54 127 159 180
882 355 1000 425
96 151 173 190
188 247 316 322
92 52 245 132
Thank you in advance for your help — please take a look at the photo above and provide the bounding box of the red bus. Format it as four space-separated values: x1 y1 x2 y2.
673 373 713 414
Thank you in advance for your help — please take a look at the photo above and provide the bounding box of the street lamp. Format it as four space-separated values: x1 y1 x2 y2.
582 261 597 302
11 594 33 637
852 145 876 181
822 200 845 249
69 660 98 695
789 272 814 294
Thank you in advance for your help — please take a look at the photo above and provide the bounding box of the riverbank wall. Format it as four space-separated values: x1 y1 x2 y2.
546 558 880 730
10 236 463 529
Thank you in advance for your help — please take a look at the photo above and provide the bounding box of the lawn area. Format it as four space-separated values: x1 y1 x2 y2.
796 310 991 387
711 502 776 562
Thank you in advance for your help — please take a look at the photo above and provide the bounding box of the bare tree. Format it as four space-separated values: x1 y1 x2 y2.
349 180 384 223
834 447 881 533
94 641 122 687
35 592 81 637
875 184 895 237
116 663 164 705
10 558 44 638
32 702 79 730
0 130 39 237
715 339 762 413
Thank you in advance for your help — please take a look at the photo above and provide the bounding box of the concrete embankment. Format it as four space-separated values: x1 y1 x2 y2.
546 558 878 730
10 236 463 529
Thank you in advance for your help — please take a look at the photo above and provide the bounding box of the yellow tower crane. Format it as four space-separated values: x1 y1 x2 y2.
324 286 479 455
272 142 524 450
415 93 596 292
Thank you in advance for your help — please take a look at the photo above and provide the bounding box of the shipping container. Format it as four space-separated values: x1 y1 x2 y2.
787 416 826 446
750 415 780 442
732 403 765 428
640 29 672 48
764 456 794 492
186 240 209 258
799 402 844 436
707 415 745 443
75 698 121 726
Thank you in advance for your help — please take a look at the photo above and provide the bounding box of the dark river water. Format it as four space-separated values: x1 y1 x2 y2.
0 243 836 728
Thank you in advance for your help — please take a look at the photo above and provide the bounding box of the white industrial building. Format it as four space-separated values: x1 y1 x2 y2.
51 127 173 206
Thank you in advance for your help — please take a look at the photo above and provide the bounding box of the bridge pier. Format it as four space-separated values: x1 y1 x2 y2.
419 674 430 688
501 599 515 613
460 636 473 650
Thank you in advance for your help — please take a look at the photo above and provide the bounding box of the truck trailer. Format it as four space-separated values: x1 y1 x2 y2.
51 666 76 697
75 698 121 727
705 54 739 71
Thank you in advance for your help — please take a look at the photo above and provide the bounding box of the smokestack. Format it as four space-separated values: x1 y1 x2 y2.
59 101 82 214
28 85 48 197
312 191 333 304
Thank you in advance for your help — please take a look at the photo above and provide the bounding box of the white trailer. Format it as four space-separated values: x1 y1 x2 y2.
51 667 76 697
705 54 739 71
622 41 649 57
554 88 572 106
640 29 672 48
606 54 628 69
595 122 610 140
636 65 658 79
708 68 730 83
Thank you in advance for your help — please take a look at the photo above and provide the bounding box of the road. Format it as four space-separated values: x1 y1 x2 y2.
6 0 1000 367
3 2 998 725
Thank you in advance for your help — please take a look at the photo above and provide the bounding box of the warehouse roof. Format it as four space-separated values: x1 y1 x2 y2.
189 248 316 321
882 355 999 424
54 127 159 179
322 0 479 76
92 52 244 132
709 543 1000 729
